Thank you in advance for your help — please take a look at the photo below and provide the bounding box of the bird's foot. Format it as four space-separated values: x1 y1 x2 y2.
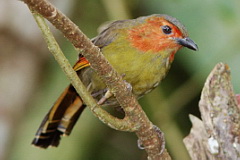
123 80 132 92
97 89 113 105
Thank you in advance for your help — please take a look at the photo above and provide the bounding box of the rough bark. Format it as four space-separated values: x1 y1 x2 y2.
184 63 240 160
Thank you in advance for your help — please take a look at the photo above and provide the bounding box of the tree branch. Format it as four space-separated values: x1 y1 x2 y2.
184 63 240 159
21 0 170 159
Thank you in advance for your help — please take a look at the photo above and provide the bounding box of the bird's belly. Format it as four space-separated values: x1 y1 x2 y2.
88 43 173 102
131 78 160 97
123 62 170 98
85 59 170 107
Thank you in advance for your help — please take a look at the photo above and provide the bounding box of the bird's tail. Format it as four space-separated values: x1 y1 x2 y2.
32 85 86 148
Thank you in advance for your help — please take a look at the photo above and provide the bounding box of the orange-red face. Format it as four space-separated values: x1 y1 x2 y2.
128 16 197 54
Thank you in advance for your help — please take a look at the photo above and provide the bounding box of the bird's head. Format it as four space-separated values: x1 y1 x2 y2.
128 14 198 57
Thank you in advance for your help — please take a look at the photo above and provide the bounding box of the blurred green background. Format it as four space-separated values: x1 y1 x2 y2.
1 0 240 160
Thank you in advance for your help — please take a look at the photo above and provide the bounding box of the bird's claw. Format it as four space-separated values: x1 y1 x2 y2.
97 89 113 105
137 139 145 150
120 73 132 91
153 125 165 155
123 80 132 91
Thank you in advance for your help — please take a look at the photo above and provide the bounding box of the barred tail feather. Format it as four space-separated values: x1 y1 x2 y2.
32 85 86 148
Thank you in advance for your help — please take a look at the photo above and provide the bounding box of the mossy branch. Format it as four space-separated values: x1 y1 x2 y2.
22 0 170 159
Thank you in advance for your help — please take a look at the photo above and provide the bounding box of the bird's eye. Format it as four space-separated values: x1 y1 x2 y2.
161 25 172 35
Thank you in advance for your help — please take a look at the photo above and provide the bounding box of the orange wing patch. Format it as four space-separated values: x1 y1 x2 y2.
73 57 90 71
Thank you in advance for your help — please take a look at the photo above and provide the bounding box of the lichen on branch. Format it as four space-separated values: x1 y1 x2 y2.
184 63 240 160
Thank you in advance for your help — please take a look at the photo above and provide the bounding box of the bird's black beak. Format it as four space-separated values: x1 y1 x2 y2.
176 37 198 51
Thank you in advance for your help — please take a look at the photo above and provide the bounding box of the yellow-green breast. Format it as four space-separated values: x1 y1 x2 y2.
90 33 175 98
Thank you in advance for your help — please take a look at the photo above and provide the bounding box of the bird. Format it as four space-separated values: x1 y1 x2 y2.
32 14 198 148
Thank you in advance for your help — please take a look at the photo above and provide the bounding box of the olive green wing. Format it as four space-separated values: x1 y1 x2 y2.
92 19 130 48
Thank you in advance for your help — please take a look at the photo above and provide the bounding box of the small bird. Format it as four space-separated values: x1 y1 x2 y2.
32 14 198 148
